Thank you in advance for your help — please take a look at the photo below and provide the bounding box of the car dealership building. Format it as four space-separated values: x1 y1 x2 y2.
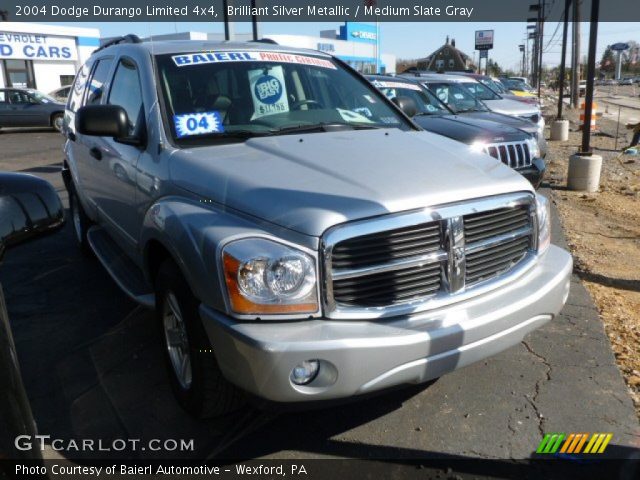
0 23 100 94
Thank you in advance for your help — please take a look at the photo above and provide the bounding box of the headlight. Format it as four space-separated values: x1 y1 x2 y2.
535 194 551 254
469 141 488 154
222 238 319 316
527 136 541 158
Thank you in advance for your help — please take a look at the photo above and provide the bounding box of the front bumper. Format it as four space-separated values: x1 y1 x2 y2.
518 157 546 189
200 246 572 403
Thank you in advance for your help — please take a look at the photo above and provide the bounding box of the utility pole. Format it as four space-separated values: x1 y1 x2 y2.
251 0 260 41
557 0 572 119
222 0 235 41
537 0 546 97
571 0 581 108
520 44 526 77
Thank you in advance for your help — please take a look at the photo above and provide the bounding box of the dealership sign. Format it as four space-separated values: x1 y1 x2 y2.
0 32 78 61
610 42 629 51
475 30 494 50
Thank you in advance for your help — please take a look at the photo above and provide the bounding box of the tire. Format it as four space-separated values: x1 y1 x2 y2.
155 259 244 418
51 113 64 132
68 185 93 256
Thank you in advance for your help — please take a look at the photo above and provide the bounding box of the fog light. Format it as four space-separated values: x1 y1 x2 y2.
290 360 320 385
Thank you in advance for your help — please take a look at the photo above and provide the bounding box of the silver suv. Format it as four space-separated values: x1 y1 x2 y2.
62 36 572 418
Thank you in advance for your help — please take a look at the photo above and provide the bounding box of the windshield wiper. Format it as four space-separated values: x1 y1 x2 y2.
270 122 381 135
178 130 275 141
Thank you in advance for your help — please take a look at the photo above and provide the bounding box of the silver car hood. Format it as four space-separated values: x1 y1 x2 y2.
483 98 540 116
168 129 532 237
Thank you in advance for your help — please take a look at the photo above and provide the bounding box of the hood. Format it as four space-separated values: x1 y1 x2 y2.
169 129 532 237
483 98 540 116
413 114 528 144
462 111 538 135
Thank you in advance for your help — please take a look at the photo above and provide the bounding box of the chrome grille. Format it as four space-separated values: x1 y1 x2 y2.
322 193 537 319
331 222 441 269
484 141 532 169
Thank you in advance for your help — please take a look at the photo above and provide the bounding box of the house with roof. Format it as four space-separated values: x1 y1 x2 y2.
416 36 476 72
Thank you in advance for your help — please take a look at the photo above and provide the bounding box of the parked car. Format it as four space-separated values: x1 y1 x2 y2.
447 71 541 107
49 85 73 103
0 88 65 132
367 75 545 188
403 73 545 134
620 78 634 86
63 36 572 418
0 172 64 461
406 74 546 152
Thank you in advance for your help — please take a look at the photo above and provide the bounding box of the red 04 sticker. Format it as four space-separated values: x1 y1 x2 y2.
173 111 224 138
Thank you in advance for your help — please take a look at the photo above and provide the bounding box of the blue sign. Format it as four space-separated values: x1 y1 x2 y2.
173 111 224 138
610 42 630 51
339 22 378 44
254 75 283 105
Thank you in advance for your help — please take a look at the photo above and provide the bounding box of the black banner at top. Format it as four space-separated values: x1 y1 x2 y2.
0 0 639 22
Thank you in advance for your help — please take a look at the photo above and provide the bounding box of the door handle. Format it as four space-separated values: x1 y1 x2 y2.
89 147 103 160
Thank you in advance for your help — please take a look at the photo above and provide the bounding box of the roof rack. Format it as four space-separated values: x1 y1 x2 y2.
250 38 278 45
94 34 142 53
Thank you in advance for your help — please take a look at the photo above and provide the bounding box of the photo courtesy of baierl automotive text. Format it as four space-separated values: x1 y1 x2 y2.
0 0 639 478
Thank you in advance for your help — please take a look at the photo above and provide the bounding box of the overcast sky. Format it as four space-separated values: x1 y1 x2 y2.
47 21 639 71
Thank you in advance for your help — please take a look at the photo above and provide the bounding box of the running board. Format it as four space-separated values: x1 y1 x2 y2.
87 226 155 308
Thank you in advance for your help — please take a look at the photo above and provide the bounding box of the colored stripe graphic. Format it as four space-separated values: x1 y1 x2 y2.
537 433 612 454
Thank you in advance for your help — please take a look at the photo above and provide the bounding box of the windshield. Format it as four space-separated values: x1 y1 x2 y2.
501 79 529 92
480 78 508 94
156 51 411 145
423 81 489 113
460 80 501 101
27 89 58 104
370 79 450 116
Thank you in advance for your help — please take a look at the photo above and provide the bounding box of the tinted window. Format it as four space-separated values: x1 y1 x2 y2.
86 58 113 106
67 63 90 113
108 58 143 136
8 90 31 104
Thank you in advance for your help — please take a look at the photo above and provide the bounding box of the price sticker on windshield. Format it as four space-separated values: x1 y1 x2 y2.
173 111 224 138
249 66 289 119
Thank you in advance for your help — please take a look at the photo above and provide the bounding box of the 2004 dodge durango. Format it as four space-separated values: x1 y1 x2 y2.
61 37 573 418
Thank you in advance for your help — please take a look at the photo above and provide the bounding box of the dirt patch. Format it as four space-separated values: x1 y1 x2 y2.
544 107 640 417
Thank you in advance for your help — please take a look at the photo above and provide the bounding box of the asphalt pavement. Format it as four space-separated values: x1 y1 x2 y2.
0 128 638 461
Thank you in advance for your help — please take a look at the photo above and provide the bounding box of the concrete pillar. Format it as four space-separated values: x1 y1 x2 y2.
550 119 570 141
567 154 602 192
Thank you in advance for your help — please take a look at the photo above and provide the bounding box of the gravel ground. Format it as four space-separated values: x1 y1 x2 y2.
543 102 640 417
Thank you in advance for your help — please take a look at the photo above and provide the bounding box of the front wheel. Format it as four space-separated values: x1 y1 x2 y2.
156 260 244 418
51 113 64 132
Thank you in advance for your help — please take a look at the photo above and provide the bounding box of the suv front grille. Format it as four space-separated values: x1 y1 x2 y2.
483 141 532 169
323 194 536 318
331 222 441 269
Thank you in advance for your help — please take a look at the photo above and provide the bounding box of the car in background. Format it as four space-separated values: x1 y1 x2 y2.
0 88 65 132
620 78 634 86
48 85 73 103
404 73 545 137
579 80 587 96
499 78 538 97
367 75 545 188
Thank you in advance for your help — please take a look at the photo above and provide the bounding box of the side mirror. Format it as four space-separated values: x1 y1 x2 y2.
76 104 129 138
0 173 65 258
392 96 419 118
